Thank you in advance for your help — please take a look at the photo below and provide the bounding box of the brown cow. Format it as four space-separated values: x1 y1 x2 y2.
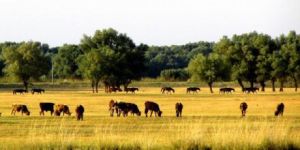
275 103 285 117
175 103 183 117
240 102 248 117
11 104 30 116
75 105 84 121
109 100 117 117
145 101 162 117
161 87 175 94
55 104 71 116
40 102 55 116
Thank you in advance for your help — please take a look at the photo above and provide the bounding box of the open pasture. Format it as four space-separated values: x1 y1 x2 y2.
0 87 300 149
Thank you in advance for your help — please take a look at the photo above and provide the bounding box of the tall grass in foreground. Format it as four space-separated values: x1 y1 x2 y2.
0 117 299 150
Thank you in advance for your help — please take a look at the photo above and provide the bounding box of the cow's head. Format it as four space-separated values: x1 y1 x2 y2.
137 111 141 116
25 111 30 116
158 111 162 117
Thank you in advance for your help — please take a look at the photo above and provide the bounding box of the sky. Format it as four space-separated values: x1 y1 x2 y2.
0 0 299 47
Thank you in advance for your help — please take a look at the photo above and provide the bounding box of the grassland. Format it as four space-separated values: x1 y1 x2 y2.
0 87 300 149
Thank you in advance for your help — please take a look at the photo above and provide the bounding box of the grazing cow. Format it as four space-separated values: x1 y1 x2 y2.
114 102 141 117
11 104 30 116
75 105 85 121
219 88 235 94
275 103 285 117
39 102 55 116
13 89 28 95
124 87 139 93
161 87 175 94
186 87 200 94
109 100 117 117
240 102 248 117
242 87 259 94
175 103 183 117
55 104 71 116
145 101 162 117
31 88 45 94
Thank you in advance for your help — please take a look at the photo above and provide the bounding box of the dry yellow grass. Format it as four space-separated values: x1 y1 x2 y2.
0 87 299 149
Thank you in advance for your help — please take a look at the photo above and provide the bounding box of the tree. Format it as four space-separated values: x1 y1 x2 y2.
78 28 147 93
1 41 51 90
255 34 276 92
53 44 83 79
188 53 230 93
282 31 300 91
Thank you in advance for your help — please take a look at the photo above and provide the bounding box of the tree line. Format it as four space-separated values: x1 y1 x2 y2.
0 29 299 93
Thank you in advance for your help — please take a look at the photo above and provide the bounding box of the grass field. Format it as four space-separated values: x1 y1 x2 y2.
0 87 300 149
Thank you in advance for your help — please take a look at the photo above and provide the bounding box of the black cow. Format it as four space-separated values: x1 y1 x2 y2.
13 89 28 95
243 87 259 94
31 88 45 94
75 105 85 121
145 101 162 117
39 102 55 116
240 102 248 117
114 102 141 117
275 103 285 117
161 87 175 94
175 103 183 117
124 87 139 93
186 87 200 94
11 104 30 116
219 88 235 94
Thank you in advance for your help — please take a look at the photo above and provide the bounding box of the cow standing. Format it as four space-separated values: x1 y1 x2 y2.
55 104 71 116
161 87 175 94
275 103 285 117
75 105 85 121
115 102 141 117
31 88 45 94
39 102 55 116
186 87 200 94
240 102 248 117
109 100 117 117
145 101 162 117
219 88 235 94
11 104 30 116
124 87 139 93
13 89 28 95
175 103 183 117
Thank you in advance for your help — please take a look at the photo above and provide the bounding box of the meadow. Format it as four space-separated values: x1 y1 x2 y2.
0 87 299 150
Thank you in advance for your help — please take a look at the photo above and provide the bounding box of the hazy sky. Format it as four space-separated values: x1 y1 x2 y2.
0 0 299 47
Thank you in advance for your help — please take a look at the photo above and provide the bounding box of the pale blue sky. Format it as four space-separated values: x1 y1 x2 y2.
0 0 299 47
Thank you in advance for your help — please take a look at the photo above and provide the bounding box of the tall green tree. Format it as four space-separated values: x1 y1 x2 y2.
53 44 83 79
78 28 147 93
188 53 230 93
1 41 51 90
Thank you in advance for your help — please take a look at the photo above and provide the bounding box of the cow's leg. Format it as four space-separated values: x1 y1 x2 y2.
150 111 153 117
51 110 53 116
11 110 14 115
145 109 148 117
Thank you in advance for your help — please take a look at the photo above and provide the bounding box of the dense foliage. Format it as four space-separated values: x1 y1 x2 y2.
0 29 299 92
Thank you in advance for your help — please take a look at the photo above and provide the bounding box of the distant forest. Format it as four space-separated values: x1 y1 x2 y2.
0 28 299 92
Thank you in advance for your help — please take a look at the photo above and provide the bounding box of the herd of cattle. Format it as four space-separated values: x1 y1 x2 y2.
12 87 261 95
3 86 285 120
5 100 285 121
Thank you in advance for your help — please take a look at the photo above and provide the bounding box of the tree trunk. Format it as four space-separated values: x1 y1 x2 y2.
23 80 29 91
95 80 99 93
292 76 298 92
208 82 213 93
91 81 95 93
260 81 265 92
271 78 276 92
238 79 244 91
279 80 284 92
250 81 254 89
